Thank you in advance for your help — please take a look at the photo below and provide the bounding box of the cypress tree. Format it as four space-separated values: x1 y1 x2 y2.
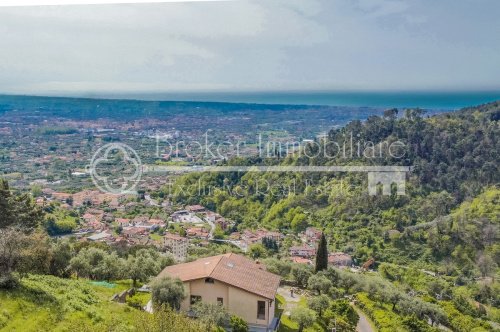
315 232 328 273
0 179 13 228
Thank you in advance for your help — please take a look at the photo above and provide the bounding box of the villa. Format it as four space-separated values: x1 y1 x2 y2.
157 253 281 331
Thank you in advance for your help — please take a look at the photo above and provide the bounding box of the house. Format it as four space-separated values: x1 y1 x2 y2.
122 227 148 237
157 253 281 331
186 227 209 240
185 205 206 213
328 252 352 267
305 227 322 243
290 256 311 265
132 216 149 225
115 218 131 227
289 245 316 258
149 219 166 227
242 229 283 247
204 211 217 222
262 231 282 243
172 210 203 223
164 233 189 262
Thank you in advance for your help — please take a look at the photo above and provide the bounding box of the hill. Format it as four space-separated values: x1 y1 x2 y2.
0 274 201 332
168 101 500 274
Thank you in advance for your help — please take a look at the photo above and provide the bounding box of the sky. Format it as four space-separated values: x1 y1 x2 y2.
0 0 499 96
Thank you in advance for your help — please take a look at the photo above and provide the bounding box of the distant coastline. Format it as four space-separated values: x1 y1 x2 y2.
1 91 499 110
83 90 500 110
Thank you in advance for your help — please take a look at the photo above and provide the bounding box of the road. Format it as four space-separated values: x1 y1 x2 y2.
206 219 215 239
352 304 375 332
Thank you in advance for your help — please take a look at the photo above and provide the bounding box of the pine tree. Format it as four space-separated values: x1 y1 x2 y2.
315 232 328 273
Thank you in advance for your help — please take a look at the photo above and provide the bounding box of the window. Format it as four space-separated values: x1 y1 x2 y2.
257 301 266 320
217 297 223 305
205 278 214 284
190 295 202 305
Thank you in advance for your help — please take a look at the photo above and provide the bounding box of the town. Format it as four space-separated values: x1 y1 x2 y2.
38 187 356 270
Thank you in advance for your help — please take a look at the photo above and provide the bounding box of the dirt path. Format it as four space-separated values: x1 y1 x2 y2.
351 304 375 332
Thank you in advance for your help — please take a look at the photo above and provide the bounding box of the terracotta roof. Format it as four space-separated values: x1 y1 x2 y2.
158 253 280 299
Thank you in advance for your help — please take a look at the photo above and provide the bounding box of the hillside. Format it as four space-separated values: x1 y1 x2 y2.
168 102 500 274
0 274 200 332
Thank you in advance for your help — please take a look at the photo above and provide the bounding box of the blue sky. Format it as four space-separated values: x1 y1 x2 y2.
0 0 499 95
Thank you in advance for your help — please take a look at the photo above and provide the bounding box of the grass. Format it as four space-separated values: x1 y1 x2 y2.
0 275 151 332
149 233 162 241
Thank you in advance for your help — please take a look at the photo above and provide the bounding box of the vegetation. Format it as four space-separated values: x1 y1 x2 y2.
314 232 328 272
150 275 186 310
0 274 205 331
290 307 317 332
230 315 249 332
191 302 230 331
1 101 499 331
0 179 44 230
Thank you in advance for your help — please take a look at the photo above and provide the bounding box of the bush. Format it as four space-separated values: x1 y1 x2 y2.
355 293 407 332
230 315 248 332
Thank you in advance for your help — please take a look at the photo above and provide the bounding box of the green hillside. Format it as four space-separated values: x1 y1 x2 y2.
168 102 500 275
0 274 202 332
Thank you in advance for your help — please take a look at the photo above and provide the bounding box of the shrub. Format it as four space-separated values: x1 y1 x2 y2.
230 315 248 332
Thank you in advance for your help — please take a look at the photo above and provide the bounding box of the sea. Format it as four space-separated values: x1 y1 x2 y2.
97 90 500 110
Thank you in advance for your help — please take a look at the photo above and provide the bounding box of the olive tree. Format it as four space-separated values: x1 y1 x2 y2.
290 307 316 332
151 275 186 310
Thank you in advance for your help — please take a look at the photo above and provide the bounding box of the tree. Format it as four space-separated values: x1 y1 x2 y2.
18 231 52 276
477 254 496 278
151 276 186 310
0 179 43 230
230 315 249 332
290 307 316 332
49 240 73 277
292 264 313 288
0 228 28 288
384 288 403 310
0 179 13 226
30 184 42 197
11 193 44 230
327 299 359 327
315 232 328 273
308 274 332 295
69 247 124 280
249 243 267 259
126 249 171 287
213 225 225 240
263 258 292 277
192 302 230 331
339 273 358 294
307 294 330 317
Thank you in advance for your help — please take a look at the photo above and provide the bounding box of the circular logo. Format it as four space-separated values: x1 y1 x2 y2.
88 143 142 194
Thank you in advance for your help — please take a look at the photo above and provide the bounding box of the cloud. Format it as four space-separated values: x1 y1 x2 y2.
0 0 499 94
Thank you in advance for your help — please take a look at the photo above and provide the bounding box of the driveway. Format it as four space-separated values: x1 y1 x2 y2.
277 286 301 315
351 304 375 332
